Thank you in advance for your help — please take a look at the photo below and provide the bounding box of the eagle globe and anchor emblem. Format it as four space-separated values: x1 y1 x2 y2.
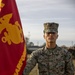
0 13 24 45
0 0 24 45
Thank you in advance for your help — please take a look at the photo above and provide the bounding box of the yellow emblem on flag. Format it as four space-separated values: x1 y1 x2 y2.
0 13 24 45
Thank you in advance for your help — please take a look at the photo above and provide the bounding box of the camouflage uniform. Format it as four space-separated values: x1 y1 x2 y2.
23 45 74 75
23 22 74 75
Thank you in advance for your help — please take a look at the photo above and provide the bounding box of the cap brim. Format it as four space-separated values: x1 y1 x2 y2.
44 29 57 33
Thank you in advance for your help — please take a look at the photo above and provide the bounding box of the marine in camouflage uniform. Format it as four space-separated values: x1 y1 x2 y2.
23 22 74 75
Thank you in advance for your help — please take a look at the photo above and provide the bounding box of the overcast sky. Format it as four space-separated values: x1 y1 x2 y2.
16 0 75 46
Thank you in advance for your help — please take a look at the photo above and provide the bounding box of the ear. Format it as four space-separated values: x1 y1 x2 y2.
43 34 45 39
57 34 59 39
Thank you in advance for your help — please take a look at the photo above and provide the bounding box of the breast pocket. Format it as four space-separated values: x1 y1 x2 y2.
55 58 65 74
38 55 48 70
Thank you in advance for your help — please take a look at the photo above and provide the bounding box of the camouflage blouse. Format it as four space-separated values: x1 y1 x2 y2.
23 45 74 75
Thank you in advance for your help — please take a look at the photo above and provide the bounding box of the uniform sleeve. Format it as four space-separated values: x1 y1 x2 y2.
65 51 75 75
23 51 38 75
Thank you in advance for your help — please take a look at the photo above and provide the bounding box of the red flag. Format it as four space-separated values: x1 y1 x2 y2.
0 0 26 75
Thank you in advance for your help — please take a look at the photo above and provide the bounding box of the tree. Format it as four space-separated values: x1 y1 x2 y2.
25 37 29 45
25 37 34 46
29 42 34 46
